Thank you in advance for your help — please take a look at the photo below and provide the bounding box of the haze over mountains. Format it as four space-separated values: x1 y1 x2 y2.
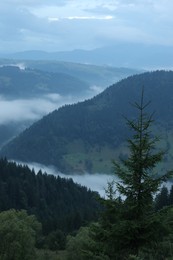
1 70 173 174
0 61 138 148
1 43 173 69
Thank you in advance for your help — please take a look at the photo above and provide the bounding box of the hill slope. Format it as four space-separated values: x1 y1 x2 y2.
1 70 173 173
0 65 89 98
0 59 140 90
0 62 139 148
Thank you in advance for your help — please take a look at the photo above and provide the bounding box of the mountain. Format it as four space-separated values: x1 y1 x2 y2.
1 70 173 173
0 65 89 98
0 61 140 147
1 43 173 68
0 59 140 90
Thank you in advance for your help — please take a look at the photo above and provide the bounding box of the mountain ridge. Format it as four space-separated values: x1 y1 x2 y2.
1 43 173 68
1 70 173 173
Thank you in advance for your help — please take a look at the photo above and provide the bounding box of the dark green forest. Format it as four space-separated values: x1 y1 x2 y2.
0 158 100 237
2 70 173 173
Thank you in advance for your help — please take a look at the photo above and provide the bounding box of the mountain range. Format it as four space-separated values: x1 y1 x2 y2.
1 43 173 69
0 59 139 91
1 70 173 174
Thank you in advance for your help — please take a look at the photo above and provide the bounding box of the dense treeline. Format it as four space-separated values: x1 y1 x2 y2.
2 71 173 172
0 158 100 236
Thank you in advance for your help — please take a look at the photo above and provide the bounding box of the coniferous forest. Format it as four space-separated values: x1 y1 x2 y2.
1 91 173 259
0 158 101 257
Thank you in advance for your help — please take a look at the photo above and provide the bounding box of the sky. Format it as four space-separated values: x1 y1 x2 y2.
0 0 173 53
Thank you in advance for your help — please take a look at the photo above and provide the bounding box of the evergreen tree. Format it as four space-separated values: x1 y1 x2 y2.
155 186 169 211
93 90 173 259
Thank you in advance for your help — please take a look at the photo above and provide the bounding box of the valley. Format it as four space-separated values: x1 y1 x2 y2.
0 60 139 147
1 70 173 175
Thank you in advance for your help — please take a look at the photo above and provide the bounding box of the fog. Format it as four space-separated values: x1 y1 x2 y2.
0 88 101 125
13 160 173 199
15 161 117 197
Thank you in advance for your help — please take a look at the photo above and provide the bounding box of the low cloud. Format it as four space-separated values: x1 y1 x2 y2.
89 85 105 95
14 161 116 197
0 96 56 124
17 161 173 198
0 89 99 125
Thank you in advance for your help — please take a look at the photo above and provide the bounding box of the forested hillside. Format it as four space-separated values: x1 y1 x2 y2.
0 65 89 98
0 158 100 236
0 59 140 89
1 70 173 173
0 61 140 148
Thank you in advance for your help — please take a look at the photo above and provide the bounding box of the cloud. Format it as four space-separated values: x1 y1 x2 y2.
0 0 173 52
65 15 114 20
0 88 99 125
89 85 104 95
0 97 56 124
1 0 67 7
14 160 116 197
0 95 70 124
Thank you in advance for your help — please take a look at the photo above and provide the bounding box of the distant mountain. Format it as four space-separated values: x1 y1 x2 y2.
0 59 140 89
0 61 140 147
1 70 173 173
0 65 89 98
1 43 173 68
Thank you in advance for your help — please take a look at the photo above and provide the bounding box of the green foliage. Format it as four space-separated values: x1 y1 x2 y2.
66 226 109 260
0 209 41 260
45 230 66 251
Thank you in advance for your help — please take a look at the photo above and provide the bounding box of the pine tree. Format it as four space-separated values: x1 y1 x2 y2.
94 90 173 259
114 90 171 218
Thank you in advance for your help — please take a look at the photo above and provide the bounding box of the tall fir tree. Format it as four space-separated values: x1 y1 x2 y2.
93 90 173 259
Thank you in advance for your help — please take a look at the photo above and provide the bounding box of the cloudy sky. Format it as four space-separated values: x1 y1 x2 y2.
0 0 173 53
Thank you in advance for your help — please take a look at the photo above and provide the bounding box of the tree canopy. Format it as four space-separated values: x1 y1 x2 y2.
0 209 41 260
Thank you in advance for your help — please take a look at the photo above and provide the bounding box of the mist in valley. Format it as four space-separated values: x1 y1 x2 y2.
14 161 117 197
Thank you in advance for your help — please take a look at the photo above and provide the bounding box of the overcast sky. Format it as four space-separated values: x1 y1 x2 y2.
0 0 173 53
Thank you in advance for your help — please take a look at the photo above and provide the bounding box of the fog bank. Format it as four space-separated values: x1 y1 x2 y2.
15 161 116 197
